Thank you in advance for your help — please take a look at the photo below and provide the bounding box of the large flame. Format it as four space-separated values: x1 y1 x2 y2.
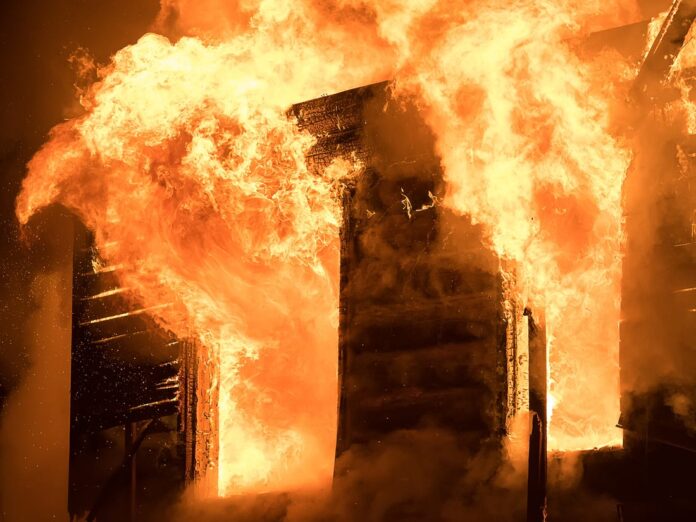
16 32 367 495
17 0 642 493
372 2 635 450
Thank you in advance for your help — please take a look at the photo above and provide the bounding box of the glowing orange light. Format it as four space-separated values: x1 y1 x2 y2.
17 2 646 493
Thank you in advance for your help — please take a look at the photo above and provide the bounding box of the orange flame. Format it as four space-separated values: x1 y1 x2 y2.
341 0 636 450
360 0 637 451
16 32 365 495
17 0 643 492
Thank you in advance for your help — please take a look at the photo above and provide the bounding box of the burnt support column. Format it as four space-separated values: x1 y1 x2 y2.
125 422 137 522
181 339 219 496
632 0 696 101
526 309 547 522
0 209 74 522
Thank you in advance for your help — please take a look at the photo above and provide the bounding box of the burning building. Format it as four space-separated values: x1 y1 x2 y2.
3 0 696 521
63 79 539 520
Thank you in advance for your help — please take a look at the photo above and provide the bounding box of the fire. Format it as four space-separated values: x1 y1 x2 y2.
369 0 635 451
16 32 365 495
17 0 644 492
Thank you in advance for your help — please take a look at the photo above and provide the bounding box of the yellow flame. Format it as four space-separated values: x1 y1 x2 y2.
17 0 644 493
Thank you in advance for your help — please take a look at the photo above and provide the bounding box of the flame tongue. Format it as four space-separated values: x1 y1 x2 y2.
17 33 361 494
372 1 631 450
17 0 641 493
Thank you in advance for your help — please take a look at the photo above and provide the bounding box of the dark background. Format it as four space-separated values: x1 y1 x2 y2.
0 0 160 406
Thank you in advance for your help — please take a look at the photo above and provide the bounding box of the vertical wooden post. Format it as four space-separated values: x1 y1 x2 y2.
335 184 355 458
502 266 530 433
526 309 547 522
125 422 137 522
181 339 219 496
181 340 195 483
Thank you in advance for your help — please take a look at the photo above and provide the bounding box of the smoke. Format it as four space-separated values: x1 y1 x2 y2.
0 3 165 520
167 429 526 522
617 12 696 439
0 209 74 522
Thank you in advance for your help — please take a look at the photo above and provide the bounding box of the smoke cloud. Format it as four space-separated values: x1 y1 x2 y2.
168 429 527 522
0 209 73 522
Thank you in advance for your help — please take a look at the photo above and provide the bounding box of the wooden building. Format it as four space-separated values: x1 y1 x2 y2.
66 82 532 520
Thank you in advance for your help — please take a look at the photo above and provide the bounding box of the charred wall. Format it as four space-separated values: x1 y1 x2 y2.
66 82 516 519
291 83 509 458
619 0 696 462
68 223 185 520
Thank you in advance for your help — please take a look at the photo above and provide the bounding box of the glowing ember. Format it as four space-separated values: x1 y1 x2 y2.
16 0 645 493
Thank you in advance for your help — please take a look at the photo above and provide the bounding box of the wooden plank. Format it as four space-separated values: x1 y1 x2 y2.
76 305 170 342
526 310 547 522
313 82 508 455
347 341 496 395
75 267 122 298
180 339 219 497
348 386 492 437
348 314 498 353
351 291 499 324
78 287 137 322
632 0 696 101
87 332 180 365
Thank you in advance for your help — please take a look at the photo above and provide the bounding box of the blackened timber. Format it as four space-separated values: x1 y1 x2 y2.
76 265 122 297
349 294 499 353
69 223 184 518
290 82 384 170
79 288 143 323
349 342 496 393
180 339 218 494
181 340 197 483
632 0 696 101
350 387 492 442
336 185 355 456
88 333 180 364
526 310 547 522
291 82 508 459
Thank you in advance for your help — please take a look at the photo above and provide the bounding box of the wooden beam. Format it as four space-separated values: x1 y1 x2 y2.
526 310 547 522
632 0 696 101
